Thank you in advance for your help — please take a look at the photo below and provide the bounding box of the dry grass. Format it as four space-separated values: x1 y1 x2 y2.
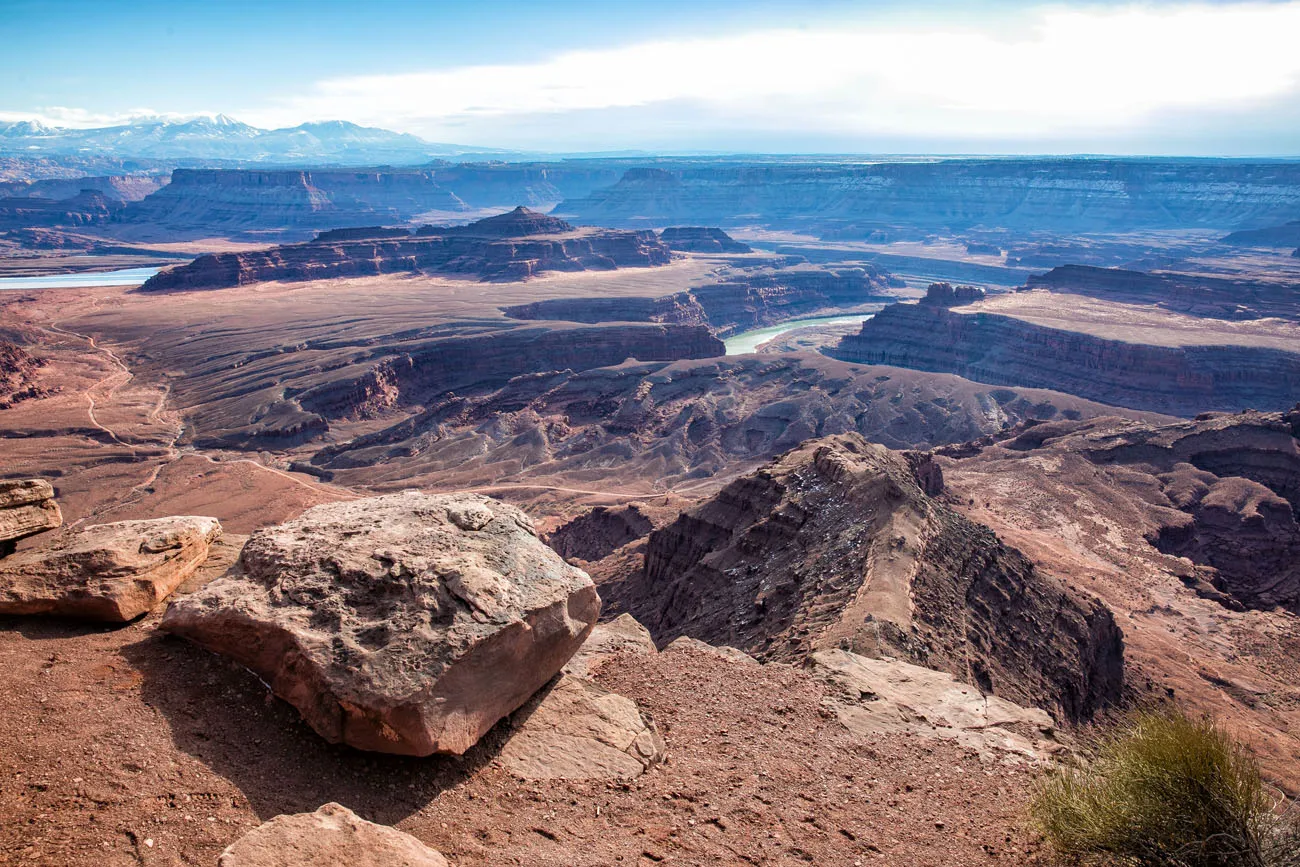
1031 709 1300 867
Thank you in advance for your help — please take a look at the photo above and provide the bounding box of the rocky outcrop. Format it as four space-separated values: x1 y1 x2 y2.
919 282 985 307
813 649 1062 761
161 492 600 756
832 303 1300 415
0 342 51 410
0 516 220 621
559 160 1300 232
658 226 752 253
1025 265 1300 321
218 803 448 867
141 208 671 290
997 409 1300 610
0 479 61 554
611 434 1124 723
0 189 120 229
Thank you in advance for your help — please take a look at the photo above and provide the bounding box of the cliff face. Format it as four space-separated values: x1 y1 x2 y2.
502 266 892 336
559 160 1300 232
121 165 623 232
608 435 1124 722
658 227 752 253
141 209 672 290
1221 220 1300 248
0 190 120 229
1026 265 1300 322
832 303 1300 416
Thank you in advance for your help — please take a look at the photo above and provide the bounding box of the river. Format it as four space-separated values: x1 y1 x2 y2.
0 266 162 291
723 312 876 355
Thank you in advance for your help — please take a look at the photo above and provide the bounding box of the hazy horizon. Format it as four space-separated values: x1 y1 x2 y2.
4 0 1300 157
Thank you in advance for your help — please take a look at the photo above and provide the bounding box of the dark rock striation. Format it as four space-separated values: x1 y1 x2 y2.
141 207 671 290
0 190 120 229
832 303 1300 416
0 342 50 410
607 434 1124 722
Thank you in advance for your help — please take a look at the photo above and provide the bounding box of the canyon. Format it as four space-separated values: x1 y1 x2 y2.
3 149 1300 865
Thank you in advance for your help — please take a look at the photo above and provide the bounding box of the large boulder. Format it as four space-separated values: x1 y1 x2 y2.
218 802 447 867
161 491 600 756
0 479 62 554
0 516 221 621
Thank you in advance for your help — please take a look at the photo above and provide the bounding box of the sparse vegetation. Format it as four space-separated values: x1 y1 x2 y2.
1031 709 1300 867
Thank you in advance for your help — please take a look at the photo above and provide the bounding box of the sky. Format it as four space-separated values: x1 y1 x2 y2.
3 0 1300 155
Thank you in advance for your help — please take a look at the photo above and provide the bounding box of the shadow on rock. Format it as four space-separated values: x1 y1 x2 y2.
121 631 510 825
0 615 135 640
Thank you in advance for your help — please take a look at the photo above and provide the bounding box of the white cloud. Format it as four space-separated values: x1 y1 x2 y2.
238 1 1300 147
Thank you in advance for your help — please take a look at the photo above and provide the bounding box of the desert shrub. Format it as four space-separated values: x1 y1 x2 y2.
1031 709 1300 867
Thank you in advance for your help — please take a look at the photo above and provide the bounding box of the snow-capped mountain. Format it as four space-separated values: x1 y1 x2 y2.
0 116 493 164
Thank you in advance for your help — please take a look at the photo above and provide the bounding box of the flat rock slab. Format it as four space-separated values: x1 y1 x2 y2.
0 516 221 621
0 479 62 550
500 673 665 780
563 612 658 677
218 802 447 867
162 491 600 756
812 649 1061 762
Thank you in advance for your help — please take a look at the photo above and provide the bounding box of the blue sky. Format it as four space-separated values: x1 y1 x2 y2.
4 0 1300 155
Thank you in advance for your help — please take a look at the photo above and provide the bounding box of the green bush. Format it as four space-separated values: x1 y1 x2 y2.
1031 709 1300 867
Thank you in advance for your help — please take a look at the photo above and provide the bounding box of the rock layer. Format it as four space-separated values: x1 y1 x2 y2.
608 434 1124 722
161 492 600 756
142 209 671 289
0 479 61 552
0 516 220 621
833 302 1300 415
658 226 752 253
218 802 448 867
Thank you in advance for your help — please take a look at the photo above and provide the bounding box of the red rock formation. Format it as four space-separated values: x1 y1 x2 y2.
918 282 985 307
141 210 672 290
833 302 1300 415
607 434 1125 723
0 342 51 409
0 190 120 229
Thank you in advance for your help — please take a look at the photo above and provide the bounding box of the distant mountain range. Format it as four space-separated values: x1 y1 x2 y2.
0 115 505 164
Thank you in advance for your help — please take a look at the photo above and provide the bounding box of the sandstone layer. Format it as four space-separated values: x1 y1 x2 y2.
813 649 1062 761
161 492 600 756
0 478 61 553
605 434 1125 723
833 302 1300 416
0 515 220 621
218 802 448 867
